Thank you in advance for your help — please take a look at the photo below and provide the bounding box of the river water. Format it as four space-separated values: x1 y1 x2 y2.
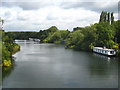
2 40 119 88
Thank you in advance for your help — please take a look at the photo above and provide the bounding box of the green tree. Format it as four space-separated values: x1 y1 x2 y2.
96 22 115 48
107 12 110 24
81 25 97 50
111 12 114 24
65 30 84 49
44 30 70 43
99 11 108 23
47 26 58 33
2 30 20 67
112 20 120 43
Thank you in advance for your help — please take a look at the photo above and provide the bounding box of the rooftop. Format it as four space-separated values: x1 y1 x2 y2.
94 47 114 51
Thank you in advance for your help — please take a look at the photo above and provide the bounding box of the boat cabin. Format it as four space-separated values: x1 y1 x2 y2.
93 47 116 56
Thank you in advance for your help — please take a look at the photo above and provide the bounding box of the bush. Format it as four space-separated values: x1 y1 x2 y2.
69 45 75 49
3 60 11 67
43 39 48 43
112 44 119 49
89 43 94 50
54 41 60 44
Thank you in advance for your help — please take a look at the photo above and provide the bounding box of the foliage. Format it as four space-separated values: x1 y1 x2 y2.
89 43 94 50
99 11 108 23
99 11 114 24
36 26 58 42
112 44 119 50
44 30 70 43
1 30 20 67
6 32 38 40
73 27 84 31
3 60 11 67
112 20 120 43
65 30 84 50
95 22 115 48
65 25 97 51
80 25 97 50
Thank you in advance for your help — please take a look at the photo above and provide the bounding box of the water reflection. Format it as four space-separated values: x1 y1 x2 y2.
93 53 116 60
88 53 118 76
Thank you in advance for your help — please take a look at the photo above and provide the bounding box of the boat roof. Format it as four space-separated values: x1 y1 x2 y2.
94 47 114 51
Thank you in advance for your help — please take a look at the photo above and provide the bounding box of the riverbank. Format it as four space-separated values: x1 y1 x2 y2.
2 43 20 67
1 30 20 67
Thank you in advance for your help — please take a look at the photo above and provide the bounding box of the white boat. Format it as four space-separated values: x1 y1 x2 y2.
34 39 40 42
93 47 116 56
29 38 40 42
29 38 34 41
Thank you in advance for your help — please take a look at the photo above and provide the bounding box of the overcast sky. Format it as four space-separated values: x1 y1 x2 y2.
0 0 119 31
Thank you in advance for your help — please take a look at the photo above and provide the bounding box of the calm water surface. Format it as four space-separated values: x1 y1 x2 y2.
2 40 119 88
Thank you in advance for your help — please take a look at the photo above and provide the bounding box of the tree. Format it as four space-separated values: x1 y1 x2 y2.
47 26 58 33
2 30 20 67
65 30 84 49
99 11 114 25
111 12 114 24
107 12 110 24
73 27 84 31
112 20 120 43
99 11 107 23
80 25 97 50
44 30 70 43
96 22 115 48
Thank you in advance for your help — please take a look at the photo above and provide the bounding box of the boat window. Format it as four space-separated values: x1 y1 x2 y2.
99 50 101 52
105 51 107 53
110 51 114 54
102 50 104 53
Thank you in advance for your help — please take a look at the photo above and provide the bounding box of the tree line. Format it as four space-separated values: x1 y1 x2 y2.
5 11 120 56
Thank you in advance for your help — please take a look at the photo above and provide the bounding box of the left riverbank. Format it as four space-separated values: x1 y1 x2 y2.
0 30 20 67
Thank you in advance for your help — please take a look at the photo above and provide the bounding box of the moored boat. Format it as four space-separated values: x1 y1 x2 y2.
93 47 116 56
34 39 40 42
29 38 40 42
29 38 34 41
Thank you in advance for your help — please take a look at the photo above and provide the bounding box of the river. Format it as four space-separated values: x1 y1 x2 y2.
2 40 119 88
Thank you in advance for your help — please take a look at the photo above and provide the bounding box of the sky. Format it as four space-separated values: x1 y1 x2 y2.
0 0 119 31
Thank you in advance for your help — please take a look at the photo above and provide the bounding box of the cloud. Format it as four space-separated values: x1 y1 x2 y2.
61 2 118 13
0 0 119 31
4 11 11 18
2 6 100 31
2 1 118 12
2 1 54 10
